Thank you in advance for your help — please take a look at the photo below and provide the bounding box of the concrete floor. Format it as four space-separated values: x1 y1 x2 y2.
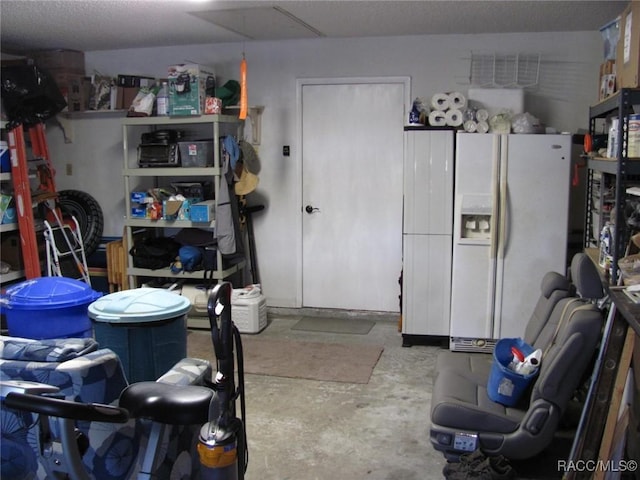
189 309 578 479
196 310 449 480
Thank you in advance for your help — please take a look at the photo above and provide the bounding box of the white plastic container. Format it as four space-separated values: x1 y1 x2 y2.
628 114 640 157
232 294 267 334
156 81 169 116
467 88 525 119
607 118 619 158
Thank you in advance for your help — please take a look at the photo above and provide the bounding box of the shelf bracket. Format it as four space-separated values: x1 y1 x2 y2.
53 114 73 143
225 105 265 145
246 106 264 145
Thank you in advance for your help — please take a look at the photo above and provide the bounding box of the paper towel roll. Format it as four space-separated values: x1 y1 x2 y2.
476 109 489 122
463 120 477 133
431 93 450 111
428 110 447 127
477 120 490 133
449 92 467 110
445 109 463 127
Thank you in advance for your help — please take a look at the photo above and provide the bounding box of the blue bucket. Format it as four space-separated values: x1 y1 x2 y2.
1 277 102 339
487 338 538 406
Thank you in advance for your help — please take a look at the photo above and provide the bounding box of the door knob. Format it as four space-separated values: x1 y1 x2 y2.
305 205 319 214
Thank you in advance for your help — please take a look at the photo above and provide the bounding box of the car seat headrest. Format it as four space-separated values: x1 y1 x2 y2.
570 253 604 300
540 271 572 298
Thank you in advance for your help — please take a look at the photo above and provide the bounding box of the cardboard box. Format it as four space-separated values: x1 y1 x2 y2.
131 206 147 218
0 194 11 221
51 72 87 112
162 199 190 221
117 75 154 88
116 86 140 111
2 208 16 225
598 60 617 100
167 64 215 116
617 2 640 88
27 49 85 75
130 191 150 203
1 232 23 270
189 199 216 223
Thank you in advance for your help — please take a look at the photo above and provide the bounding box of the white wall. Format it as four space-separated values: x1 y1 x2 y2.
43 31 602 308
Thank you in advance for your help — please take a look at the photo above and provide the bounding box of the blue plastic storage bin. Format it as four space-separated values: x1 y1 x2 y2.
0 141 9 173
88 288 191 383
0 277 102 339
487 338 538 407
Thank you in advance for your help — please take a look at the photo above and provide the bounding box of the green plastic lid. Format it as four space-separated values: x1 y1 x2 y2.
88 288 191 324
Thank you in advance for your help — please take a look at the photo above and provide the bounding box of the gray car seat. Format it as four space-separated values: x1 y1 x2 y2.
430 253 605 460
435 268 574 380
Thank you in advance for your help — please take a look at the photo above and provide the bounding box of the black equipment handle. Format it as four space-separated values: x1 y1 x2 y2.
207 282 234 381
4 392 129 423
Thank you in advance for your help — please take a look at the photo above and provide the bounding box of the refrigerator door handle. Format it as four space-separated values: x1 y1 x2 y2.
498 145 509 260
489 135 501 260
485 134 501 333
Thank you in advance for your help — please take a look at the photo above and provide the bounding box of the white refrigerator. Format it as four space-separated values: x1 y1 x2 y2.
449 132 572 352
402 128 454 345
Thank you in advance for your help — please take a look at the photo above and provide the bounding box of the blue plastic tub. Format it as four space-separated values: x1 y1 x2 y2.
487 338 537 407
1 277 102 339
88 288 191 383
0 141 9 173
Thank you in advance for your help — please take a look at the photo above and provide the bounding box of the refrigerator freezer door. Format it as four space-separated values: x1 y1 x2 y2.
402 233 452 336
450 133 498 348
493 134 571 339
403 129 454 235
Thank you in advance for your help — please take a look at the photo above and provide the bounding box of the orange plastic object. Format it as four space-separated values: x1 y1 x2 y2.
239 57 248 120
584 133 592 153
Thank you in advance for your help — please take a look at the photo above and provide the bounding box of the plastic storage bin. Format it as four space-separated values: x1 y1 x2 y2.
487 338 537 407
0 141 9 173
232 290 267 334
0 277 102 339
178 140 214 167
88 288 191 383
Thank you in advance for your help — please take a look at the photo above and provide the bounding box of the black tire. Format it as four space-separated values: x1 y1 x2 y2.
58 190 104 257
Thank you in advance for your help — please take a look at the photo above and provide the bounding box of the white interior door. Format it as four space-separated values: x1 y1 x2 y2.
300 79 406 311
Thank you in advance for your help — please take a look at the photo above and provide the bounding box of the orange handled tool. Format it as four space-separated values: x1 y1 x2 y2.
239 56 248 120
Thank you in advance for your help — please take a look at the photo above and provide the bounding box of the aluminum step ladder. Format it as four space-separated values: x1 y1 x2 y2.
6 123 60 279
44 213 91 285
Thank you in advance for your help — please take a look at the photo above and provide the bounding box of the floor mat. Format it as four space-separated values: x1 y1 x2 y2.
188 333 383 384
291 317 375 335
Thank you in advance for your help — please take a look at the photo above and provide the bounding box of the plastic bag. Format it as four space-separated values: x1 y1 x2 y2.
0 64 67 127
128 87 155 117
511 112 542 134
90 76 112 110
408 97 429 125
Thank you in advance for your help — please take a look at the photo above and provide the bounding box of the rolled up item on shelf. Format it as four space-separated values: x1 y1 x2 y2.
428 110 447 127
477 120 490 133
463 120 478 133
431 93 450 111
445 109 463 127
448 92 467 110
476 108 489 122
463 108 476 122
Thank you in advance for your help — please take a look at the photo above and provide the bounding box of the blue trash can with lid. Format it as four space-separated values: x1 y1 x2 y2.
0 277 102 339
88 288 191 383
